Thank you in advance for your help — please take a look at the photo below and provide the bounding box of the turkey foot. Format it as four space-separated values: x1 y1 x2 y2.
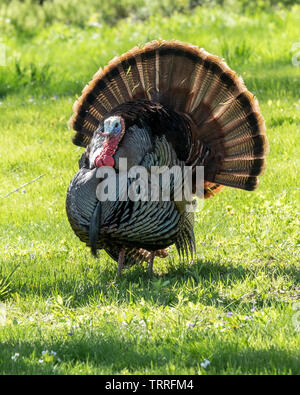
117 248 126 274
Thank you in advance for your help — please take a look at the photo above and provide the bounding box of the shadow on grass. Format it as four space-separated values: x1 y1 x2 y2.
12 255 300 308
1 336 299 374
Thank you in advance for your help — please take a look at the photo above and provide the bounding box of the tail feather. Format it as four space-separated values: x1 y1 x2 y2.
214 173 258 190
221 158 266 176
222 112 265 142
223 135 268 160
70 40 268 196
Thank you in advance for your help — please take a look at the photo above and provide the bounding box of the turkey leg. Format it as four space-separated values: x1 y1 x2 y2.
148 251 155 277
117 248 125 274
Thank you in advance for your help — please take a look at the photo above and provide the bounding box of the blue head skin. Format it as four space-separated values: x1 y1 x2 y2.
98 116 123 138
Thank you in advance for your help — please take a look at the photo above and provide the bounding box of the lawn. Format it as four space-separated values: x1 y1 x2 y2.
0 1 299 374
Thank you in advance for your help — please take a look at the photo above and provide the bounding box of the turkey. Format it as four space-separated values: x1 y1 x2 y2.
66 40 268 275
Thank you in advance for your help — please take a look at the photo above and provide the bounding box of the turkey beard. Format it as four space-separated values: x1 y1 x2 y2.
66 167 101 252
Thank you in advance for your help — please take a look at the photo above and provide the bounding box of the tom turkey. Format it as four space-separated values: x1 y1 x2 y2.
66 40 268 275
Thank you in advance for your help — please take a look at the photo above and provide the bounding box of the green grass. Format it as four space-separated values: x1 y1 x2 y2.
0 2 300 374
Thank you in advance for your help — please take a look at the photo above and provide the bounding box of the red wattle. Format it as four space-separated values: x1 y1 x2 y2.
94 135 122 168
102 155 115 167
94 155 104 167
94 154 115 168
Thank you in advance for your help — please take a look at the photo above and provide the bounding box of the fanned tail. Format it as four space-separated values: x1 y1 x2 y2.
70 40 268 196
